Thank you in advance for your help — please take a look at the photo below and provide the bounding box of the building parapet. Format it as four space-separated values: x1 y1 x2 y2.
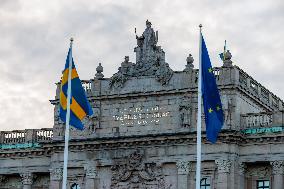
53 66 283 112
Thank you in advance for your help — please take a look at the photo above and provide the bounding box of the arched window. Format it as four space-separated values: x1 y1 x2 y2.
71 183 80 189
200 178 211 189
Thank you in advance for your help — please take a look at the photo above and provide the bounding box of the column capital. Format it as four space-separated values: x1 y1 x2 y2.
20 172 34 185
0 175 7 183
50 168 63 181
176 161 192 175
271 160 284 175
85 166 98 179
239 162 247 175
215 159 232 173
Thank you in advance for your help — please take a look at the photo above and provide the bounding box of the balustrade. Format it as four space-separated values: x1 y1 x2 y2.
0 128 53 146
241 112 273 129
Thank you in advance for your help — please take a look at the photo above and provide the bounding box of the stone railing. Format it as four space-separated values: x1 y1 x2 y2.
81 80 93 95
237 67 283 110
240 112 273 129
35 128 53 142
0 128 53 145
240 111 284 135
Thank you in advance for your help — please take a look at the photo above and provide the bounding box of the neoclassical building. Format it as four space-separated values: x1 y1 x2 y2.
0 21 284 189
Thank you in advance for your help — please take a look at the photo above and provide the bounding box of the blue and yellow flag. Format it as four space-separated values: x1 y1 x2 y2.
59 46 93 130
201 35 224 143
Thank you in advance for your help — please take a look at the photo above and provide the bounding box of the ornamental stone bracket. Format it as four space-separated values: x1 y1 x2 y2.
85 166 98 179
215 159 232 173
50 168 63 181
20 172 35 185
176 161 192 175
271 161 284 175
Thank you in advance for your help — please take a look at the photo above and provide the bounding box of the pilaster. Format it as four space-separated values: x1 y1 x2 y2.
20 172 34 189
50 168 63 189
271 161 284 189
215 159 232 189
85 166 99 189
238 162 247 189
176 161 191 189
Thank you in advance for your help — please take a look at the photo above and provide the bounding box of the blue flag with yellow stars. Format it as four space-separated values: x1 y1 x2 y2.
59 46 93 130
201 35 224 143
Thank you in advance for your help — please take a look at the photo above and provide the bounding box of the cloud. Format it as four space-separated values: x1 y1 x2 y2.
0 0 283 130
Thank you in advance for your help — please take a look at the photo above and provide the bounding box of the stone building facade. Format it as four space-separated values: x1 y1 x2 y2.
0 21 284 189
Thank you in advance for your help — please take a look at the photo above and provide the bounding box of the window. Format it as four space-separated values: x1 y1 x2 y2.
71 183 80 189
257 180 270 189
200 178 210 189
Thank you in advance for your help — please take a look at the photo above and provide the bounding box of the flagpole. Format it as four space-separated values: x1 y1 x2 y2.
62 38 73 189
195 24 202 189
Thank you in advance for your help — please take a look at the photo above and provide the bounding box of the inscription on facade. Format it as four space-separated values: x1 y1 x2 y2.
113 105 170 126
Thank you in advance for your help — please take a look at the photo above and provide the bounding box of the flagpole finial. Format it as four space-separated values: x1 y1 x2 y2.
199 24 202 28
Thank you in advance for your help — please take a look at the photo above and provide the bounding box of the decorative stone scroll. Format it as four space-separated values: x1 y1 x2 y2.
110 151 171 189
176 161 191 175
215 159 232 173
110 20 173 88
271 161 284 175
50 168 63 181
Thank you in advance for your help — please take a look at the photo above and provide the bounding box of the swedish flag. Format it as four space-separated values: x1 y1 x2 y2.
59 45 93 130
201 35 224 143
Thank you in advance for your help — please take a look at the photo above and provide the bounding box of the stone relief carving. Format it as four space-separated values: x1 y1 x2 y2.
246 166 271 178
110 20 173 88
176 161 192 175
270 161 284 175
110 151 171 189
215 159 232 173
179 104 192 127
223 96 235 127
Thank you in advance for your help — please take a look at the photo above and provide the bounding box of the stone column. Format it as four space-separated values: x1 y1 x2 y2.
176 161 191 189
85 166 98 189
271 161 284 189
50 168 63 189
238 162 246 189
215 159 232 189
20 172 34 189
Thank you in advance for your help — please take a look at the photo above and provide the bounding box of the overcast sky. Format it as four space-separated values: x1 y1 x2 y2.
0 0 283 131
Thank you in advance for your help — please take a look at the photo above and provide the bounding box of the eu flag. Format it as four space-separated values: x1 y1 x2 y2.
59 46 93 130
201 35 224 143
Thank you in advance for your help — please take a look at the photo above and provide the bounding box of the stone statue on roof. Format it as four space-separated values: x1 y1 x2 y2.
135 20 158 66
110 20 173 88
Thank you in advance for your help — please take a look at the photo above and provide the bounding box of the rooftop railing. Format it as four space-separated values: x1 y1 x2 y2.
0 128 53 145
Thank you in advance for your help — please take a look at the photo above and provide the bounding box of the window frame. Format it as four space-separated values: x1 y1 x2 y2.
256 180 270 189
200 177 211 189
